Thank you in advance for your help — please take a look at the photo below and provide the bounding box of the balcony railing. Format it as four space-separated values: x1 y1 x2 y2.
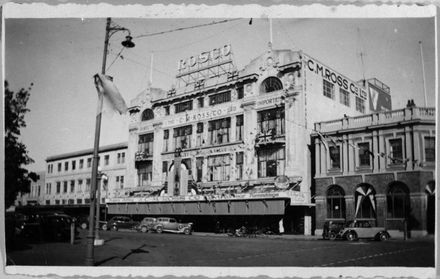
135 151 153 162
315 107 435 133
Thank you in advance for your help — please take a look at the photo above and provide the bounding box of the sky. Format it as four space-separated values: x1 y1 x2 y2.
4 14 436 172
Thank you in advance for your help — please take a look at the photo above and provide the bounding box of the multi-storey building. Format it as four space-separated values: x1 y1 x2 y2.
106 44 388 235
15 171 45 206
40 143 127 215
312 105 435 237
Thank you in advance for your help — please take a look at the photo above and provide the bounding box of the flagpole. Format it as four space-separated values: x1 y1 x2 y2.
419 41 428 107
85 17 111 266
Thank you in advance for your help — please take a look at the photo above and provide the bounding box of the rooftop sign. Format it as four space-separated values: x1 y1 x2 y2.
177 44 232 72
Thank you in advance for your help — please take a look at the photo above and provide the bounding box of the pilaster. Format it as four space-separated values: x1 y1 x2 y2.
152 122 164 188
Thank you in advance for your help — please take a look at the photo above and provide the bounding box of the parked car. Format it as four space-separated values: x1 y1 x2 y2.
137 217 158 233
153 217 193 235
337 220 390 241
75 215 107 230
322 220 346 240
15 212 42 239
39 212 78 241
103 216 139 231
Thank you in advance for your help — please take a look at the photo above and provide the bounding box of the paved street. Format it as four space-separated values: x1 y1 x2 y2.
6 229 434 267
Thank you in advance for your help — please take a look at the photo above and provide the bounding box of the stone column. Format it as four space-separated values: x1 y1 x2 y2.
342 134 349 173
152 122 164 188
375 194 386 227
126 128 139 189
242 99 258 180
372 130 380 172
404 126 413 171
347 134 354 175
378 132 386 171
314 138 321 177
230 115 237 142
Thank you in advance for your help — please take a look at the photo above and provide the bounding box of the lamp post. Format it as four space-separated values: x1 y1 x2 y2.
85 17 135 266
94 168 107 245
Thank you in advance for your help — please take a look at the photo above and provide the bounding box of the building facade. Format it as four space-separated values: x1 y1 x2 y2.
106 44 384 235
15 171 45 206
312 106 435 237
43 142 127 208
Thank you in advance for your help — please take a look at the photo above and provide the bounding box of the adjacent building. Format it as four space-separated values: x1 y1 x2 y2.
105 44 386 235
312 105 435 237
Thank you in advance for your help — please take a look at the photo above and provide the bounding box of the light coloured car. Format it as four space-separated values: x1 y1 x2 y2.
153 217 193 235
137 217 158 233
337 220 390 241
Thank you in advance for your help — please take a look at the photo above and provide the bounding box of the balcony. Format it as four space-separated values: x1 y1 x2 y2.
135 151 153 162
255 129 285 148
315 107 435 133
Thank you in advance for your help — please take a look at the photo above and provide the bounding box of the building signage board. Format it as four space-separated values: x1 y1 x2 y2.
163 104 239 128
304 55 367 99
256 93 284 108
107 190 309 205
177 45 232 73
368 84 392 112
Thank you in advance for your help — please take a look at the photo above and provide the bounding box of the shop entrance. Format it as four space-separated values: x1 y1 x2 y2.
284 206 304 234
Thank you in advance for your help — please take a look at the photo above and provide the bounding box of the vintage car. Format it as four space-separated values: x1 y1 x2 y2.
337 220 390 241
136 217 158 233
153 217 193 235
102 216 139 231
322 220 346 240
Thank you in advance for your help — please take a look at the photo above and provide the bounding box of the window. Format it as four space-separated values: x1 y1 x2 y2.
196 157 203 182
175 100 193 113
47 164 53 174
72 160 76 170
174 125 192 149
137 163 152 187
46 183 52 194
260 77 283 93
162 161 169 178
68 199 74 205
141 109 154 121
79 159 84 169
355 184 376 219
86 178 91 192
196 123 204 147
323 79 334 99
87 158 92 168
209 91 231 106
78 179 83 192
182 158 192 176
63 181 67 193
208 118 230 145
257 147 285 177
64 161 69 171
56 182 61 194
37 186 41 196
355 96 365 113
257 107 285 136
85 198 90 204
119 176 124 189
208 154 231 181
117 152 125 164
163 130 169 152
198 97 204 108
55 200 60 205
139 133 154 155
104 155 109 166
164 106 170 115
326 185 346 219
329 146 341 169
46 200 50 205
62 200 66 205
70 180 75 193
58 163 62 172
425 136 435 162
237 86 244 99
339 88 350 106
387 183 409 219
236 115 244 141
389 138 403 164
77 199 82 204
358 142 371 167
236 152 244 180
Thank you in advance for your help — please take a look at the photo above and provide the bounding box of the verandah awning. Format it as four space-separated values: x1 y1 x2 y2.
107 199 286 215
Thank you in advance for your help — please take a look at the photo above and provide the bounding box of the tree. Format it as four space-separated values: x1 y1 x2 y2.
4 80 38 208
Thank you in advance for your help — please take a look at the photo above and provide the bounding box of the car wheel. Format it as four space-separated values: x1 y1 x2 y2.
141 226 148 233
101 224 108 231
379 232 390 241
346 231 358 241
329 232 337 240
110 225 118 231
184 228 191 235
156 226 163 234
80 222 88 230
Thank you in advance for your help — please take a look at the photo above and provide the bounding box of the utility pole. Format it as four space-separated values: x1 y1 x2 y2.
419 41 428 107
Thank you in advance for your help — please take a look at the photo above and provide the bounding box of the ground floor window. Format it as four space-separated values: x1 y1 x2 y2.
326 185 345 219
355 184 376 219
208 154 231 181
257 146 285 177
387 183 409 219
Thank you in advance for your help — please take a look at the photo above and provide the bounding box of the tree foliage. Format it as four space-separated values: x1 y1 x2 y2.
4 80 37 208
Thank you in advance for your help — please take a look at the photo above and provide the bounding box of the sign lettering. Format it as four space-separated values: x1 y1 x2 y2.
178 45 232 72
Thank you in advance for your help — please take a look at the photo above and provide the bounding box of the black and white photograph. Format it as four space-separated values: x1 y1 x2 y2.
2 2 437 278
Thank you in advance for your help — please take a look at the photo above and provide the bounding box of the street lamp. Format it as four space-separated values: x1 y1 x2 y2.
94 167 108 246
85 17 135 266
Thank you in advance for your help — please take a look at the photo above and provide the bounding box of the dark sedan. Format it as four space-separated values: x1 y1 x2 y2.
102 216 139 231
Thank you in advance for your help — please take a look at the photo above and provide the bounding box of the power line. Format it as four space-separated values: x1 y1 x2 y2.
135 18 243 39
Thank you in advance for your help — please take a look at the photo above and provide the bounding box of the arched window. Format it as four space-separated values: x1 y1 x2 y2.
141 109 154 121
260 77 283 94
386 183 409 219
355 184 376 219
326 185 346 219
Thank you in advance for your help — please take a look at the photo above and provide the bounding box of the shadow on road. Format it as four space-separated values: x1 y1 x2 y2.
104 237 122 243
95 244 150 266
